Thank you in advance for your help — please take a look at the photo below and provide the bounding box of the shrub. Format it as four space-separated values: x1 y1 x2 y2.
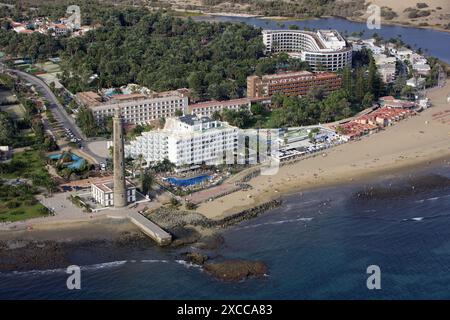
170 197 180 207
416 3 428 9
185 201 197 210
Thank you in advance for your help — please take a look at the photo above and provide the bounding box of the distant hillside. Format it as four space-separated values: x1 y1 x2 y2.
362 0 450 29
157 0 368 19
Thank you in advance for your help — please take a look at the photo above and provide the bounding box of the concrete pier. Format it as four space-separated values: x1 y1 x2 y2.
128 212 172 246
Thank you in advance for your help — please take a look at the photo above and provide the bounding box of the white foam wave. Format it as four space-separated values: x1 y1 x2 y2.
140 259 169 263
235 217 313 230
0 260 129 277
175 260 203 270
81 260 128 271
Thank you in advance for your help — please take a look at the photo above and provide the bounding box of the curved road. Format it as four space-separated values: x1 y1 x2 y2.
6 67 105 163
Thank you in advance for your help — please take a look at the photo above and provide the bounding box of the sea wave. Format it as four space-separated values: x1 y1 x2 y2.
1 260 129 276
234 217 313 230
175 260 203 270
415 194 450 203
140 259 169 263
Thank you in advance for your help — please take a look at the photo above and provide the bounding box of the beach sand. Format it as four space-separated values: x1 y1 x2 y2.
2 80 449 238
0 217 141 242
197 80 450 219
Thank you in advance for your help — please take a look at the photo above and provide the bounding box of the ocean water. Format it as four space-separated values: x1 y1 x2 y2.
1 163 450 299
195 16 450 64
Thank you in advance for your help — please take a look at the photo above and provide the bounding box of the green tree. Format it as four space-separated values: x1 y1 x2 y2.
141 170 154 195
0 112 16 145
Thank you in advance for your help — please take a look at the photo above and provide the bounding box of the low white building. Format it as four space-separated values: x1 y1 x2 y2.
412 63 431 76
407 77 426 88
125 115 239 167
374 54 397 83
351 38 385 55
91 179 136 207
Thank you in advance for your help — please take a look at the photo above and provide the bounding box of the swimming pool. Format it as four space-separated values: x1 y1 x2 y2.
48 152 86 170
165 175 211 187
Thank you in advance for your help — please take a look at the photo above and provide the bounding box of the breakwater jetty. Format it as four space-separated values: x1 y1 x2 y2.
128 212 172 246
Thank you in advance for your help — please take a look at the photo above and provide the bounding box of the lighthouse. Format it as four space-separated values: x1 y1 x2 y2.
113 108 127 208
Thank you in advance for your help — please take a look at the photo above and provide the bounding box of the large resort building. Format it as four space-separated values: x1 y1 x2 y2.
188 97 271 118
125 115 239 167
247 71 342 98
75 88 189 125
262 29 352 71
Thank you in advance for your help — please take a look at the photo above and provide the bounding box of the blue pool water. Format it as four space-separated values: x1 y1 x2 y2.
165 174 211 187
48 153 86 170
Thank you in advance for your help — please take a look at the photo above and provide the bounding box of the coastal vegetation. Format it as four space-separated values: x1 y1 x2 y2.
0 181 50 222
0 149 56 192
216 49 382 129
0 149 55 222
0 74 58 150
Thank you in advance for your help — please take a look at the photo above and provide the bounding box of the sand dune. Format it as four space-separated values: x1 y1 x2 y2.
364 0 450 29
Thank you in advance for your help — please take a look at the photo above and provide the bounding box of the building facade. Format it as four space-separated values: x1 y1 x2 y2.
125 115 239 167
188 97 271 118
247 71 342 98
262 29 352 71
91 179 136 207
75 89 189 125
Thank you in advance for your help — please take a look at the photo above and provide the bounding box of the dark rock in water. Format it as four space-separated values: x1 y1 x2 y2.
0 241 70 272
204 260 268 282
181 252 209 265
354 174 450 201
195 234 225 250
170 226 202 247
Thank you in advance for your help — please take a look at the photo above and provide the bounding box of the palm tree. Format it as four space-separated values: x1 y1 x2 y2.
137 153 145 188
141 170 154 196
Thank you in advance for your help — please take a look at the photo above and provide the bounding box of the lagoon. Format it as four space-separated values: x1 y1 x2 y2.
195 16 450 64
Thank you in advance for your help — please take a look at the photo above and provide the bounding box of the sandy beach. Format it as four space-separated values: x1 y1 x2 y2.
197 80 450 219
1 77 449 239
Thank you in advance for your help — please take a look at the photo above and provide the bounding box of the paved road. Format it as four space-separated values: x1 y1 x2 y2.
5 67 106 163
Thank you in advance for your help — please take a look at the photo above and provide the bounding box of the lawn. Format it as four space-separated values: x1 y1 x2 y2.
0 183 50 222
2 149 55 189
0 202 49 222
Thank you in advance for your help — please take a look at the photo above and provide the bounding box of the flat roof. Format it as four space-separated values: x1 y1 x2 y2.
190 98 251 109
178 115 213 125
93 179 136 193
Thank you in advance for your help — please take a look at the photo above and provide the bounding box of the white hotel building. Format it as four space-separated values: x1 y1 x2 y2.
125 115 239 167
262 29 352 71
75 89 189 125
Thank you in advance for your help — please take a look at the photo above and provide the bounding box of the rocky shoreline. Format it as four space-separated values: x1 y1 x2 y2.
0 230 149 272
180 251 268 282
144 199 282 246
143 199 281 281
0 199 282 281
